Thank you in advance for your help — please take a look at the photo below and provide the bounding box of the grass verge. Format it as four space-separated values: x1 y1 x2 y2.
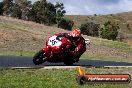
0 68 131 88
0 51 35 56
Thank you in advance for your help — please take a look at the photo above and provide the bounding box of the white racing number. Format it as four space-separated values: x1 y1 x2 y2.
48 35 62 47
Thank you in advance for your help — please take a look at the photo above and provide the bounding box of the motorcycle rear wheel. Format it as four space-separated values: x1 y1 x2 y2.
33 50 47 65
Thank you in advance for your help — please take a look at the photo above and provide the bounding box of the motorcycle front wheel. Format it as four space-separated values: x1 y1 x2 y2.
33 50 47 65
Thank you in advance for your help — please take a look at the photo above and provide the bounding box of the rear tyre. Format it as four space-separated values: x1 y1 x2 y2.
33 50 47 65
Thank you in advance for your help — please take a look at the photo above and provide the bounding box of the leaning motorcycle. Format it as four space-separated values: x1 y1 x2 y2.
33 34 90 65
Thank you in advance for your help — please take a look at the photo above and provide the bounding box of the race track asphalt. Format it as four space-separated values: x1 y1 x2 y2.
0 56 132 68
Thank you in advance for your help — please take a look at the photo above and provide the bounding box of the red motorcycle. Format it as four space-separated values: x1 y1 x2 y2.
33 34 78 65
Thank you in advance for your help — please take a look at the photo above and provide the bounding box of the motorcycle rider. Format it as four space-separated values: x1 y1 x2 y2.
55 29 87 62
33 29 90 65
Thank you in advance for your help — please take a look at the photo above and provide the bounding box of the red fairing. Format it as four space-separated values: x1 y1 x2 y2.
43 32 86 62
42 47 51 58
42 47 50 52
44 33 73 60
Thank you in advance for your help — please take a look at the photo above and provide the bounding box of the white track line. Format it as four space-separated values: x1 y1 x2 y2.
8 66 132 69
104 66 132 68
10 66 79 69
41 66 79 69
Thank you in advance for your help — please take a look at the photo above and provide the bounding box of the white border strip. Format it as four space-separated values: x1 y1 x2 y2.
104 66 132 68
9 66 79 69
41 66 79 69
3 66 132 70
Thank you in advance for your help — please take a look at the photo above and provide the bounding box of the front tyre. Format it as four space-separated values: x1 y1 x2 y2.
33 50 46 65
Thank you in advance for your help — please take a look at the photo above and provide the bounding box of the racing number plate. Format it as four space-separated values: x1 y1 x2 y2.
48 35 62 47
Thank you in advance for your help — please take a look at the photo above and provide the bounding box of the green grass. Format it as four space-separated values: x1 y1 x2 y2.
102 40 132 52
89 36 132 53
0 68 131 88
81 55 130 62
0 51 35 56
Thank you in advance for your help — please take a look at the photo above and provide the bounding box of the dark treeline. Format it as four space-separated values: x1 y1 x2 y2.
0 0 66 26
